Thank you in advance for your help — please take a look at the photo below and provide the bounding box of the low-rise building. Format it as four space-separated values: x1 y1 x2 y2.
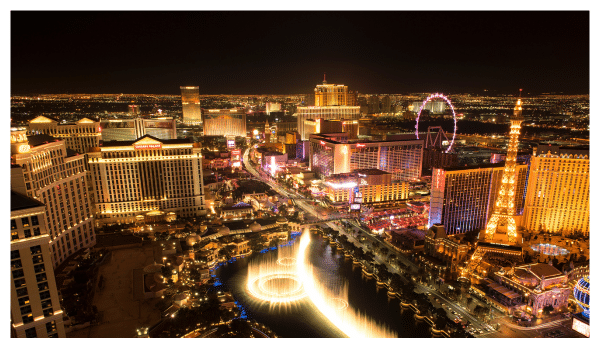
492 263 571 316
220 202 254 220
424 224 471 270
323 169 409 208
387 228 426 253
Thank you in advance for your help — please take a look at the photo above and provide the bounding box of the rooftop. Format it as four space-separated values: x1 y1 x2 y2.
310 133 420 145
27 134 61 147
11 190 45 212
221 202 253 211
100 135 193 147
520 263 563 280
65 148 80 157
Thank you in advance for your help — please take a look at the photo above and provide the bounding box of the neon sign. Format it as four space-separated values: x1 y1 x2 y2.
134 144 162 150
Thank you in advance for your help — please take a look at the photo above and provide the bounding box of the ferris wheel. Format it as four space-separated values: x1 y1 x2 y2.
414 93 457 153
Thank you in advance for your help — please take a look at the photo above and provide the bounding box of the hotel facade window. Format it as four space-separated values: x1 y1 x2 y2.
523 145 589 235
11 191 66 338
11 130 96 267
88 135 206 226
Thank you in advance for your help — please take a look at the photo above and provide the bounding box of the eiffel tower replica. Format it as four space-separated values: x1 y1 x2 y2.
461 92 525 281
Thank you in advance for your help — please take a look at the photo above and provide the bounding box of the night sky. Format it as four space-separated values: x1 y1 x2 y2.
11 11 589 95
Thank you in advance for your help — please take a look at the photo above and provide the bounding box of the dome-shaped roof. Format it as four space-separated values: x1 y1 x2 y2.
249 221 262 232
186 235 200 246
573 276 590 318
277 217 288 224
218 226 230 236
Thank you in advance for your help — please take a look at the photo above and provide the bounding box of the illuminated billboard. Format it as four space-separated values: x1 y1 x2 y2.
134 143 162 150
572 317 590 337
350 204 361 211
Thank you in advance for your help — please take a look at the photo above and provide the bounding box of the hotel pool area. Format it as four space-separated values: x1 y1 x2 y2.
530 243 570 256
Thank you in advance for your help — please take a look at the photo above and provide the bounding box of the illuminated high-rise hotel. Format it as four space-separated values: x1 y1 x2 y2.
429 163 528 235
309 134 423 182
100 117 177 141
298 78 360 140
314 76 357 106
297 107 360 140
28 116 101 154
88 136 206 225
10 130 96 267
180 86 202 125
522 145 589 235
203 109 247 137
11 191 66 338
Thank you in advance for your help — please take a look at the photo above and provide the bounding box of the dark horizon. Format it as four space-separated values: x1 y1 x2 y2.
11 11 590 95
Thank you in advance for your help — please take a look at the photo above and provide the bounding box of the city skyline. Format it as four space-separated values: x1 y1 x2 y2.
11 11 589 95
9 10 592 338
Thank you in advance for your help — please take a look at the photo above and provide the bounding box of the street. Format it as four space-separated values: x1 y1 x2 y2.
241 147 580 338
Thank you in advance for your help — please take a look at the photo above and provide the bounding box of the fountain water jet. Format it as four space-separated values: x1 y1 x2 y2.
297 231 397 338
246 231 397 338
247 241 307 305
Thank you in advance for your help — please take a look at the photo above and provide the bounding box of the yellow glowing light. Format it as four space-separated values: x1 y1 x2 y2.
297 232 396 338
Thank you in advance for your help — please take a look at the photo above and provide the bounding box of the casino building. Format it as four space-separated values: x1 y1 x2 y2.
322 169 409 208
297 106 360 140
11 129 96 267
181 86 202 125
309 133 423 182
202 108 247 138
11 191 66 338
88 135 206 226
488 263 571 315
28 116 101 154
522 145 589 235
429 162 529 235
100 117 177 141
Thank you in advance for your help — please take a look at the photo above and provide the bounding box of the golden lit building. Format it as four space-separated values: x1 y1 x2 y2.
314 77 357 106
11 191 66 338
323 169 409 208
100 117 176 141
424 224 471 270
11 130 96 267
28 116 101 154
299 78 360 140
522 145 589 235
88 135 206 225
202 108 247 137
180 86 202 125
492 263 571 315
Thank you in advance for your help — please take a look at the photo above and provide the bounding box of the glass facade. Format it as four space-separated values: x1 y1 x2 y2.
203 109 246 137
180 86 202 125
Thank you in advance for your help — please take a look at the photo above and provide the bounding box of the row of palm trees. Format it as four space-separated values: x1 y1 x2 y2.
319 226 475 337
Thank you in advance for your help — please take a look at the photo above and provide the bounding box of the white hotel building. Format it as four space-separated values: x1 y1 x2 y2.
88 135 206 225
